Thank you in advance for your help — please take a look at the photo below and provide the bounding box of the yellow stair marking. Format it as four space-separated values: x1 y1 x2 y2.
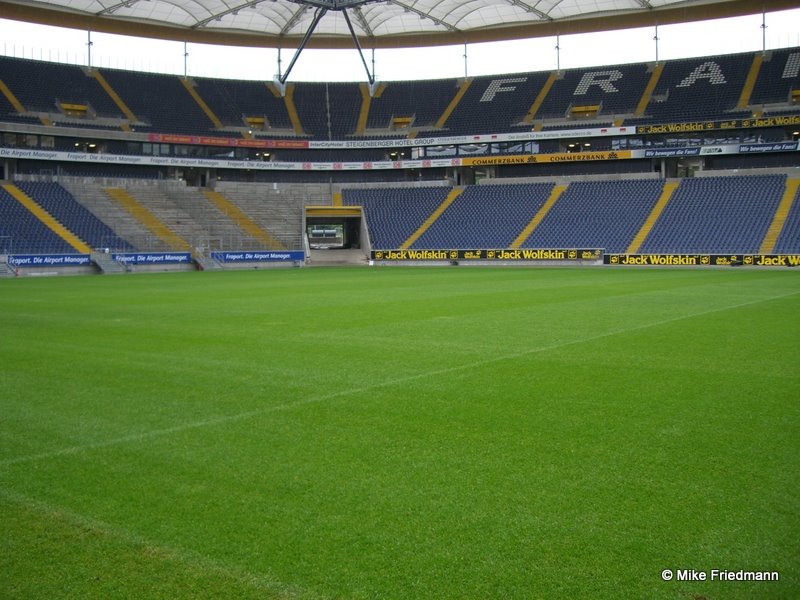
282 83 304 135
626 181 679 254
39 116 52 126
510 184 567 249
635 63 664 116
759 178 800 254
202 190 285 250
91 69 138 123
180 78 223 129
355 82 388 134
356 83 373 135
2 184 92 253
0 79 26 113
435 79 472 129
401 188 465 249
332 192 343 207
523 72 557 124
105 188 191 252
737 53 764 109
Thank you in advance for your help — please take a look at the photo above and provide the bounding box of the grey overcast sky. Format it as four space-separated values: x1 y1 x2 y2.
1 8 799 82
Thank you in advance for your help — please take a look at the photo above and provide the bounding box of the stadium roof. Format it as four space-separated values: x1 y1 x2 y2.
0 0 796 49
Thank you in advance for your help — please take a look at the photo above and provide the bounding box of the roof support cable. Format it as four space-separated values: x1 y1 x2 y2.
276 6 328 89
342 8 375 90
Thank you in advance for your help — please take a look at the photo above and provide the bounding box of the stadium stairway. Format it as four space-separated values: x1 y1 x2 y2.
1 183 93 254
91 252 126 274
202 190 285 250
522 71 558 125
308 248 366 266
511 184 567 248
435 79 472 129
60 180 167 252
401 187 465 249
90 69 138 130
180 77 224 130
194 254 223 271
760 178 800 254
626 181 679 254
634 63 665 116
105 188 192 252
736 52 764 110
0 78 26 114
276 83 304 135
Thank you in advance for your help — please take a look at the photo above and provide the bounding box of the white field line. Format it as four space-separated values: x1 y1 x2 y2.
1 288 797 469
0 488 320 600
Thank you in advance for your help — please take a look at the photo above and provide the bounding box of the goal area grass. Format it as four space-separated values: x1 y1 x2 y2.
1 266 798 599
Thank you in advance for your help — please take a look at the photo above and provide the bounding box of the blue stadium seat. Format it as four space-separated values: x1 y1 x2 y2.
522 179 664 252
639 175 787 254
15 181 136 251
343 186 452 249
412 183 554 249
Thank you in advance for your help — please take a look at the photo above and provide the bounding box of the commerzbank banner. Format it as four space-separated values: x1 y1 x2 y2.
605 254 800 267
462 150 631 166
372 249 603 262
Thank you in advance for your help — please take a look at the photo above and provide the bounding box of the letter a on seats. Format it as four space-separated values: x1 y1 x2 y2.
677 61 726 87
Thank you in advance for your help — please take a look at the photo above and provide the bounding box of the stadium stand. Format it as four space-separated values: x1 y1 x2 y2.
439 72 551 134
292 82 362 139
748 48 800 108
0 185 76 254
14 181 135 252
773 180 800 254
212 181 311 250
366 79 456 133
98 69 212 133
521 179 665 253
0 82 20 116
533 63 649 122
1 47 799 261
0 56 123 122
343 186 453 249
410 182 555 249
57 179 170 251
638 174 788 254
190 77 294 133
0 173 797 256
636 52 754 122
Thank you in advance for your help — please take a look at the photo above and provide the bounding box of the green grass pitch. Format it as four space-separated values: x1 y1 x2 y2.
1 266 798 599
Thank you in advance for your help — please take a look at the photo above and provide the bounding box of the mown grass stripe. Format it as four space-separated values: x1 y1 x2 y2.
3 286 795 469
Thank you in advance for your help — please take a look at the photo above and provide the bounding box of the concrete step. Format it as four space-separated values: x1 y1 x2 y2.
194 254 223 271
0 260 15 277
308 248 367 266
92 252 127 274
